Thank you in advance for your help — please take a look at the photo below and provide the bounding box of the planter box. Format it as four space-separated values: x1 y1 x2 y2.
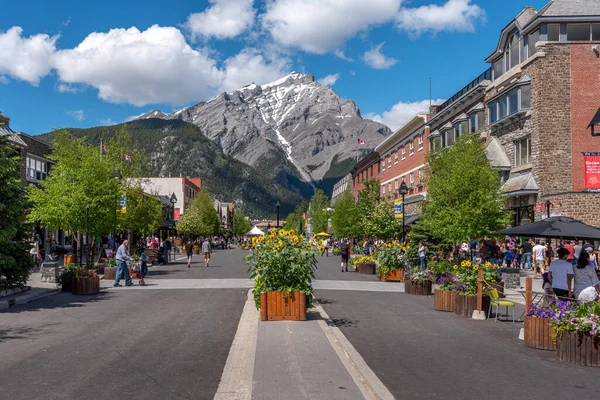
405 279 432 295
454 294 491 318
556 331 600 366
378 269 404 282
524 316 555 351
61 276 73 293
434 289 457 312
104 268 116 281
71 276 100 295
260 291 307 321
356 263 376 275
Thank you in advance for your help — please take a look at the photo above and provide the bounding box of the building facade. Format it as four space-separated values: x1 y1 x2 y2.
351 152 381 199
142 177 202 220
214 200 235 229
376 113 429 217
331 173 352 203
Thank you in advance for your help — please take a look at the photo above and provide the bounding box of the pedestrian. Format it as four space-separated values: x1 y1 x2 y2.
545 242 554 270
418 242 428 270
521 238 533 271
163 237 171 264
532 240 545 279
139 251 148 277
548 247 574 299
587 247 598 269
572 252 600 298
541 272 555 305
582 241 595 253
150 236 158 249
114 239 133 287
573 240 583 265
340 240 350 272
185 240 194 268
202 237 212 268
479 238 491 263
470 239 478 263
322 238 330 257
564 240 575 265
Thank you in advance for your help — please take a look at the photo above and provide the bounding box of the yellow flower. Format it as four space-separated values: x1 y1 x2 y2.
453 265 458 270
278 240 283 247
474 265 479 271
273 247 279 252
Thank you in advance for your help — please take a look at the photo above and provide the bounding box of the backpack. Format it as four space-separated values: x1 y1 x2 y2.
341 244 349 255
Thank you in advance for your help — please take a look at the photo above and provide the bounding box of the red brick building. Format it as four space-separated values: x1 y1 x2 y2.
350 152 380 199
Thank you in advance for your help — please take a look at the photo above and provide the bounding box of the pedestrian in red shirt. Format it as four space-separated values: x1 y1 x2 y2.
564 240 575 266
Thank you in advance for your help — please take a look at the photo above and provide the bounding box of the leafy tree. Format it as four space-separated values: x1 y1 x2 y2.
422 135 510 243
355 179 380 238
331 188 358 238
176 188 220 237
308 189 330 234
117 185 163 236
363 201 401 240
0 136 33 289
232 207 251 237
283 212 300 233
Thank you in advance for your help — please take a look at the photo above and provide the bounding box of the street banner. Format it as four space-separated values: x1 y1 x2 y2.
584 152 600 192
174 208 181 221
117 194 127 213
394 200 403 219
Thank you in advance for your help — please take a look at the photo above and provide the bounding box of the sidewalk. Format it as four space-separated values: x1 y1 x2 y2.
0 273 60 309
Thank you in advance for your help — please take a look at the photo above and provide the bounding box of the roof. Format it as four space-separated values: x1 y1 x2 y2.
501 173 539 195
539 0 600 17
375 113 427 154
485 137 511 170
0 124 27 147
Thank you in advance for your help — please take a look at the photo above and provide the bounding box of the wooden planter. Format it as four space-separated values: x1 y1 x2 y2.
61 276 73 293
71 276 100 295
104 268 116 281
556 331 600 366
405 279 432 295
524 316 555 351
260 291 307 321
434 289 457 312
454 294 491 318
356 263 376 275
379 269 404 282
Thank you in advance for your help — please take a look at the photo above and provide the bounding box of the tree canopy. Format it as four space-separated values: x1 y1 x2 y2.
176 188 220 237
232 207 252 237
331 188 358 238
308 189 330 234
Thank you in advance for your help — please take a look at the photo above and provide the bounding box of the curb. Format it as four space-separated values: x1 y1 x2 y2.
13 288 60 306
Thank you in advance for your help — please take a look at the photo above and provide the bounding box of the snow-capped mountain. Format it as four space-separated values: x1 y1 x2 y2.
138 72 391 190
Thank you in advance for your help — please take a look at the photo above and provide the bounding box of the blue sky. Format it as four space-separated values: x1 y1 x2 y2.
1 0 548 135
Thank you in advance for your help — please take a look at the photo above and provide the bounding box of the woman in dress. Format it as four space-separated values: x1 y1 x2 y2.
572 252 600 298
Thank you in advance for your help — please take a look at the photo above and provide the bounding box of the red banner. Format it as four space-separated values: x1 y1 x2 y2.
174 208 181 221
584 154 600 192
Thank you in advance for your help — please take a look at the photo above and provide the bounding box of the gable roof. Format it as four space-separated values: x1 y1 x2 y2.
539 0 600 17
0 123 27 147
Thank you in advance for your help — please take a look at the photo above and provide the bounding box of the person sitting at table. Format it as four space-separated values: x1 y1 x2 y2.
572 252 600 298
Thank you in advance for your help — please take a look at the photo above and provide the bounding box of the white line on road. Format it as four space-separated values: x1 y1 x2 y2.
214 289 259 400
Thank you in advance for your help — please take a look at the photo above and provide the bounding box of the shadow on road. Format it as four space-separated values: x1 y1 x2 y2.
0 291 113 314
314 297 337 305
327 318 359 328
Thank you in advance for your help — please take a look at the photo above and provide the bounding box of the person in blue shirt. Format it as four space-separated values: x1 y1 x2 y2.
470 239 478 263
114 239 133 287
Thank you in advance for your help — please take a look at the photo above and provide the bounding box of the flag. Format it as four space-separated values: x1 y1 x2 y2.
357 139 366 145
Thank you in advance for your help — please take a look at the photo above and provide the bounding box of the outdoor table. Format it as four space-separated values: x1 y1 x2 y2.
514 288 544 322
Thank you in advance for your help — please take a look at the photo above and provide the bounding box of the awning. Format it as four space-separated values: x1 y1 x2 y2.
501 173 539 196
587 107 600 129
484 136 511 170
404 214 419 225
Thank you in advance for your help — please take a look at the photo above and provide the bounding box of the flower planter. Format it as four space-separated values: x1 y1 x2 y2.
379 269 404 282
454 294 491 318
260 291 307 321
104 268 116 281
71 276 100 295
356 263 376 275
434 289 457 312
524 316 555 351
405 279 432 295
556 331 600 366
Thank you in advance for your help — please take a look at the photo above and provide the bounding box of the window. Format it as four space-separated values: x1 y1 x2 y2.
509 90 519 114
26 157 47 182
547 23 560 41
498 96 508 120
387 156 391 168
401 145 406 159
370 166 373 177
528 29 539 57
593 24 600 41
381 160 385 171
509 35 520 69
395 179 399 190
444 129 455 147
382 185 386 195
377 162 380 174
418 133 424 150
489 102 497 124
489 84 531 125
514 137 531 167
419 169 424 184
567 23 590 41
469 111 485 134
388 182 392 193
492 59 504 81
409 140 414 155
430 135 442 152
521 85 531 109
394 151 398 164
409 172 414 188
469 114 477 133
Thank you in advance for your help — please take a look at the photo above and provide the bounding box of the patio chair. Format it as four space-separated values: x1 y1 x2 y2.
488 287 515 323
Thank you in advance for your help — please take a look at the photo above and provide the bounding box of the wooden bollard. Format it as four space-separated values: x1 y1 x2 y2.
525 277 532 314
472 268 486 320
260 292 268 321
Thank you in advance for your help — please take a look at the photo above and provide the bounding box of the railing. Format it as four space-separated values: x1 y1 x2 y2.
436 68 492 114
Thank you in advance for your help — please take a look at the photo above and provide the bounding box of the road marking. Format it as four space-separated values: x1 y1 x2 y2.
214 289 259 400
314 302 395 400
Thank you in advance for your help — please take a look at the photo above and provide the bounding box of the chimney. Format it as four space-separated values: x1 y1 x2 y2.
429 104 439 117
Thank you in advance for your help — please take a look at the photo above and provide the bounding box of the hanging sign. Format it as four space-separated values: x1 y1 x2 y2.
394 200 404 219
117 194 127 213
584 152 600 192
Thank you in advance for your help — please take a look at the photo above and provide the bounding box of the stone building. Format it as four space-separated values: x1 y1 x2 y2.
484 0 600 226
331 173 352 203
142 176 202 221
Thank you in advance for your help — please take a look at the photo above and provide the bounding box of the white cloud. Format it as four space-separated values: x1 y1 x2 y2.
185 0 255 40
0 27 57 86
362 42 398 69
53 25 223 106
317 73 340 86
365 99 444 131
262 0 401 54
57 83 81 93
67 109 85 121
221 47 290 91
396 0 485 36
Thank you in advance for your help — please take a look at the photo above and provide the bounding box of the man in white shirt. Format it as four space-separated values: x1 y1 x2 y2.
532 240 546 279
114 239 133 287
548 248 574 299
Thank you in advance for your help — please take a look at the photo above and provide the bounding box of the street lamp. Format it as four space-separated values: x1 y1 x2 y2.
111 167 122 252
170 192 177 230
276 201 281 228
84 204 89 268
398 179 409 244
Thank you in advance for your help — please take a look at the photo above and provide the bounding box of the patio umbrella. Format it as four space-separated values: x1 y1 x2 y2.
246 226 265 236
314 232 331 237
492 216 600 240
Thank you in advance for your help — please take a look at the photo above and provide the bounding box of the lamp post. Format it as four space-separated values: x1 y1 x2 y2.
545 199 552 219
398 179 409 244
85 204 89 267
276 201 281 228
170 193 177 234
111 167 122 252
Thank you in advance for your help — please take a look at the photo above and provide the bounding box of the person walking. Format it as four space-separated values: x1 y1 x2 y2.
572 252 600 298
185 240 194 268
548 247 574 299
114 239 133 287
340 240 350 272
418 242 428 270
470 239 478 263
521 238 533 271
573 241 583 265
202 237 212 268
564 240 575 265
532 240 546 279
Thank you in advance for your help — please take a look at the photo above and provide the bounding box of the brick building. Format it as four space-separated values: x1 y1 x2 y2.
484 0 600 226
375 113 429 217
350 152 380 199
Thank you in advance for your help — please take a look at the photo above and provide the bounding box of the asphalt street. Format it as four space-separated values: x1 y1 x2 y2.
318 290 600 400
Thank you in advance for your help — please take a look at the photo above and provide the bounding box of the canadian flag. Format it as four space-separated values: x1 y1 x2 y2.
357 139 366 145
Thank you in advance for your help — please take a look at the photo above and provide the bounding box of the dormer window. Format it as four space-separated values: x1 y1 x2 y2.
401 145 406 160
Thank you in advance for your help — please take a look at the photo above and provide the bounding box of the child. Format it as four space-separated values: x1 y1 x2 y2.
504 247 513 268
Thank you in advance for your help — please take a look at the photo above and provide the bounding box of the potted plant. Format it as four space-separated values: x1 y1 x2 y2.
377 244 408 282
59 263 78 293
353 255 376 274
332 247 341 256
453 261 497 318
552 301 600 365
246 228 317 321
404 267 434 295
524 299 573 351
72 267 100 295
430 260 458 311
104 257 117 280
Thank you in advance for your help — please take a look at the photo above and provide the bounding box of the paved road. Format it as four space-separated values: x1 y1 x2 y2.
0 289 247 400
318 290 600 400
